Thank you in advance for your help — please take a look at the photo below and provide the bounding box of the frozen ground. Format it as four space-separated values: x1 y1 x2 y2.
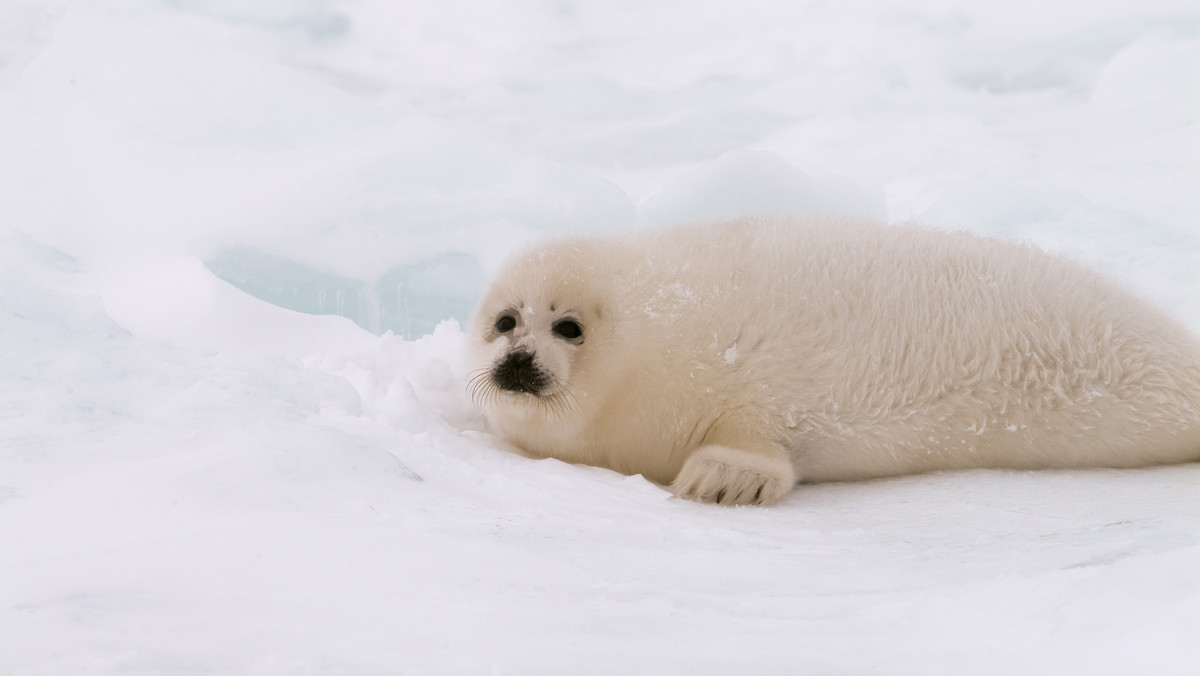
2 1 1199 673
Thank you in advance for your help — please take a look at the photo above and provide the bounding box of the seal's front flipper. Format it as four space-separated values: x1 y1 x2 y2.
671 443 795 506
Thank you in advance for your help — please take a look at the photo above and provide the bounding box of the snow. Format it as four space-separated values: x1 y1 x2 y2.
1 0 1198 673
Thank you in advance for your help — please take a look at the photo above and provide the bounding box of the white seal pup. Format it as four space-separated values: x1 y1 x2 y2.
467 217 1200 506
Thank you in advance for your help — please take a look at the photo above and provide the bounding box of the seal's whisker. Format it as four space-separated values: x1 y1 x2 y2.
466 366 507 411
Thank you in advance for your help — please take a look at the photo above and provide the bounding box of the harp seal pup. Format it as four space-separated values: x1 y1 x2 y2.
467 217 1200 506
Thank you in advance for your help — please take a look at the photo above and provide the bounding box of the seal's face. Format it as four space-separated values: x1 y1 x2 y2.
473 302 585 402
468 243 620 444
487 313 584 396
468 295 598 443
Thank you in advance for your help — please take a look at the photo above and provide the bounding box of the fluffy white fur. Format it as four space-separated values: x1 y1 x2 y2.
468 218 1200 505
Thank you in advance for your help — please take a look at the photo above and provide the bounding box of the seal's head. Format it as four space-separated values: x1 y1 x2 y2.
468 239 623 447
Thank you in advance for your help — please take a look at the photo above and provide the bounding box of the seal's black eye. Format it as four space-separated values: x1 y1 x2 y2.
552 319 582 341
495 314 517 333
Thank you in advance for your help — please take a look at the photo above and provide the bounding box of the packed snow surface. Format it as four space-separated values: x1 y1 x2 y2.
2 1 1199 673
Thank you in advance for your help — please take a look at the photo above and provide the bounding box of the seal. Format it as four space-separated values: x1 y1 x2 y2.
467 217 1200 505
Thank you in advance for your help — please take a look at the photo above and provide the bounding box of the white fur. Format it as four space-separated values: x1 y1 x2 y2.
468 217 1200 505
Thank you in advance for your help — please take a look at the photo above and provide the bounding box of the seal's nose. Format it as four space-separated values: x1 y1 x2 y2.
493 350 547 394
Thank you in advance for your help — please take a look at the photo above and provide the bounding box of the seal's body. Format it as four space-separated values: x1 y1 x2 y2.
468 218 1200 505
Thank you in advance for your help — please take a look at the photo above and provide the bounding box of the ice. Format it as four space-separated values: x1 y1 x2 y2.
638 150 887 228
205 248 486 338
0 5 632 335
2 1 1199 673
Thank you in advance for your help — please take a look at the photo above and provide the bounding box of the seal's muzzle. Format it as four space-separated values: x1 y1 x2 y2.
493 350 549 395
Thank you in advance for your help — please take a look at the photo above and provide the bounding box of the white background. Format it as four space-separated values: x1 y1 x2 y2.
2 1 1198 673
